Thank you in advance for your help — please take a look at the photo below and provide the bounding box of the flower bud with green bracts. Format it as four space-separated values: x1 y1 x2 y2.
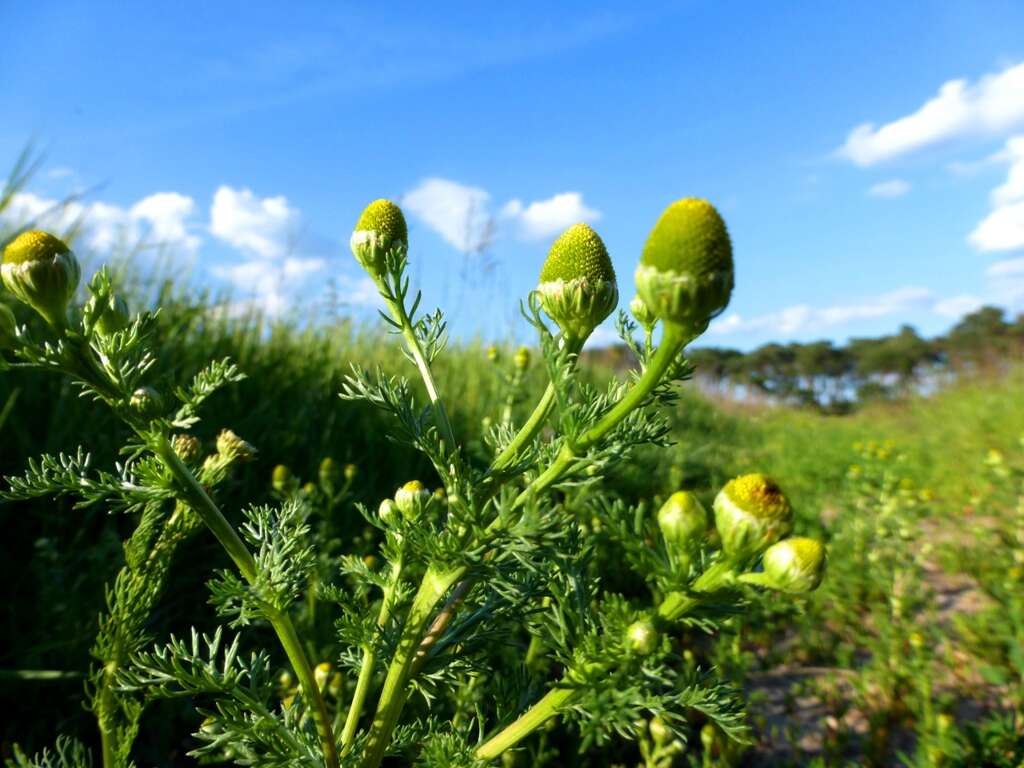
625 618 659 656
129 387 164 421
657 491 708 575
629 293 657 333
272 464 292 493
378 499 398 525
2 230 81 330
0 302 17 349
216 429 256 462
172 434 202 464
394 479 430 520
635 199 733 338
95 294 130 337
350 199 408 279
713 473 793 563
343 462 357 482
513 345 531 372
536 223 618 341
319 457 340 490
739 537 826 594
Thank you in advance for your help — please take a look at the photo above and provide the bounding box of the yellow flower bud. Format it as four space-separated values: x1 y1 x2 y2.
657 491 708 567
536 223 617 340
713 474 794 561
649 716 671 747
513 345 531 371
272 464 292 492
745 537 825 594
216 429 256 462
1 230 81 329
129 387 164 420
625 619 659 655
343 463 358 482
394 479 430 520
314 662 333 691
635 199 733 336
351 199 408 278
319 457 340 488
171 434 202 463
486 345 500 363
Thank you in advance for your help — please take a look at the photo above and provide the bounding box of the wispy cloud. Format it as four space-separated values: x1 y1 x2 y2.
837 62 1024 166
867 179 911 198
404 177 600 253
209 186 300 259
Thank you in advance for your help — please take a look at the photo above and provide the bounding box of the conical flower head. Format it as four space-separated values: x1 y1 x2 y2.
350 199 408 278
759 537 826 593
635 199 733 336
0 302 17 349
713 473 793 562
2 231 81 329
658 491 708 552
536 223 618 339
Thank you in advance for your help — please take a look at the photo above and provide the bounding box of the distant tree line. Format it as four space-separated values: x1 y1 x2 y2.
686 306 1024 410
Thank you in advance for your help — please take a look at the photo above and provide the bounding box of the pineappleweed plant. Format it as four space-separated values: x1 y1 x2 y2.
0 198 825 767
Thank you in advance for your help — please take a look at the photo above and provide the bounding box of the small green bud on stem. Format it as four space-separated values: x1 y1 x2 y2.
216 429 256 462
635 199 733 337
319 457 340 489
394 480 430 520
713 473 793 562
536 223 617 340
378 499 398 525
129 387 164 420
625 619 659 655
96 294 130 336
171 434 202 463
629 293 657 332
351 199 408 279
513 345 531 372
2 230 81 329
740 537 826 593
343 462 358 482
272 464 292 493
657 491 708 574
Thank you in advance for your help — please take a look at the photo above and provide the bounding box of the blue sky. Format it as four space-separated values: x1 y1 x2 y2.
3 1 1024 349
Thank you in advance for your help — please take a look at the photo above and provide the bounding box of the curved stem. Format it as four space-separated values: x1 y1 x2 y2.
360 566 463 768
491 383 556 471
476 686 575 760
153 437 340 768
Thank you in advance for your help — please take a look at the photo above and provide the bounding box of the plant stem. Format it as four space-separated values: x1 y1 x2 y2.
341 555 404 750
475 686 575 760
377 277 457 451
361 565 463 768
152 436 340 768
512 323 687 510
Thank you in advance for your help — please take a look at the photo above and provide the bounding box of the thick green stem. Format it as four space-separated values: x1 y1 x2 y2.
153 437 340 768
341 556 404 750
360 566 463 768
475 686 575 760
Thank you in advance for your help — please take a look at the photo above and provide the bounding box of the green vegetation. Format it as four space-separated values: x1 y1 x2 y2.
1 160 1022 766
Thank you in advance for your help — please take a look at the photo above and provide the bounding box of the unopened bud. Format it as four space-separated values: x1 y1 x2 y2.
486 345 500 363
713 473 793 562
513 346 531 371
657 491 708 570
302 481 316 496
328 671 343 698
536 223 618 340
314 662 332 691
394 479 430 520
629 294 657 331
1 230 81 329
171 434 202 463
649 716 671 747
272 464 292 492
350 199 408 278
129 387 164 420
378 499 398 525
319 457 340 488
635 199 733 336
216 429 256 462
96 294 130 336
625 619 659 655
343 462 358 482
743 537 825 594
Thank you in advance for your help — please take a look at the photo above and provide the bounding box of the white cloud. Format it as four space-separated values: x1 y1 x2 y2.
404 177 601 252
210 186 298 259
403 178 495 254
968 135 1024 252
867 179 910 198
933 294 984 318
838 62 1024 166
2 190 199 254
502 192 600 240
211 255 327 318
708 287 935 337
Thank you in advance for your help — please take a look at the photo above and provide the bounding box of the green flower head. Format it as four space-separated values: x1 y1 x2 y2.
657 491 708 559
2 230 81 329
759 537 826 593
96 294 130 337
536 223 618 339
129 386 164 421
272 464 292 492
713 473 793 562
350 199 408 278
394 479 430 520
635 199 733 336
625 619 659 656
